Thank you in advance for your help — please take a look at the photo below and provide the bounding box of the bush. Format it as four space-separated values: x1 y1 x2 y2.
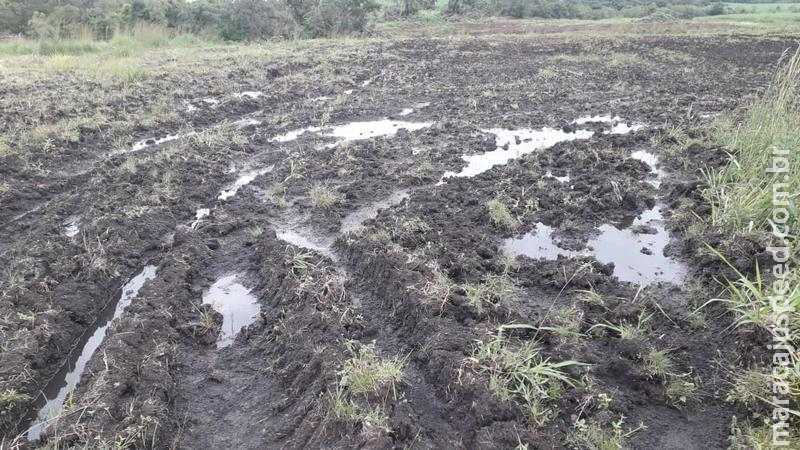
295 0 378 37
220 0 298 41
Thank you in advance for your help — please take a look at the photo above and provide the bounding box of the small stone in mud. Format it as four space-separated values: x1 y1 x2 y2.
208 369 225 382
562 123 576 133
206 239 220 250
630 224 657 235
640 247 653 255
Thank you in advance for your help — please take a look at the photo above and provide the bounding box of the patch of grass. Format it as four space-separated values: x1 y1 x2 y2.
703 47 799 238
190 303 219 336
643 349 675 379
286 246 316 276
117 67 150 84
468 324 587 426
550 53 604 64
295 270 347 304
536 68 557 80
328 384 360 420
0 389 31 410
588 311 652 340
726 368 772 408
464 271 522 314
487 197 519 230
570 415 646 450
703 247 799 338
38 41 97 56
575 288 604 305
310 184 340 209
421 262 455 310
269 182 287 206
340 341 406 399
665 377 698 407
606 52 645 68
728 415 800 449
248 226 264 237
2 268 25 290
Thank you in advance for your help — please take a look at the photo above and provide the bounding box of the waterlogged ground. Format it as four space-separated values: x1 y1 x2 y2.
0 28 794 448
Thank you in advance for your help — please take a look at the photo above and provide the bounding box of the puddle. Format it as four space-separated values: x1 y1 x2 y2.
573 115 645 134
589 206 685 284
63 216 81 237
545 170 570 183
398 102 430 116
440 127 594 181
631 150 661 187
323 119 431 142
503 223 575 260
191 208 210 229
439 115 643 184
235 91 263 99
276 228 336 260
273 119 432 145
203 274 261 348
699 111 722 120
130 134 181 153
233 118 262 127
185 101 198 113
503 206 684 284
340 189 409 233
273 126 323 143
27 266 157 441
312 96 331 102
218 166 274 201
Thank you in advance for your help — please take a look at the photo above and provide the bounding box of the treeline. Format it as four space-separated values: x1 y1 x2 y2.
0 0 378 40
0 0 746 42
438 0 724 20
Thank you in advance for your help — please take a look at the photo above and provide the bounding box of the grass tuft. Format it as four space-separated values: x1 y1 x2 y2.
340 341 406 399
468 324 587 426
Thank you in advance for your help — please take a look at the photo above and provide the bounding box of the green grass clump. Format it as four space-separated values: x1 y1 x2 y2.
487 198 519 230
310 184 340 209
703 47 799 240
469 324 587 425
340 341 406 398
703 247 799 351
643 349 675 379
0 389 31 410
465 271 521 314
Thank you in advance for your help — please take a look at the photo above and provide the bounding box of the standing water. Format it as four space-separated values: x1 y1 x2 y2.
440 127 594 182
27 266 158 441
202 274 261 348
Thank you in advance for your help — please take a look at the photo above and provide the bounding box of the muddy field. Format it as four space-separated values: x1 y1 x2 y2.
0 29 796 448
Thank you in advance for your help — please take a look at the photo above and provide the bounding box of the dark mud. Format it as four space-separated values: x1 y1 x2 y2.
0 32 796 448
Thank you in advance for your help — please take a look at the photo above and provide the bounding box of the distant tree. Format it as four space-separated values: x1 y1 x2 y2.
399 0 419 16
446 0 462 14
220 0 297 41
707 2 725 15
